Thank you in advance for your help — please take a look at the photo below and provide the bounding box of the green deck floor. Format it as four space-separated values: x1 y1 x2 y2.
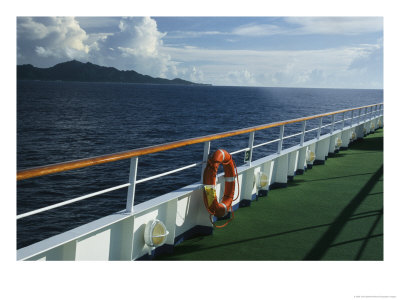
157 129 383 261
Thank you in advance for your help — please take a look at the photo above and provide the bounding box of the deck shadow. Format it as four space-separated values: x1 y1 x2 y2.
303 165 383 260
159 211 382 260
290 172 376 185
349 135 383 152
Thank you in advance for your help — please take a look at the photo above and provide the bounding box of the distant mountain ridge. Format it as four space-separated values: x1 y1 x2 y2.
17 60 208 86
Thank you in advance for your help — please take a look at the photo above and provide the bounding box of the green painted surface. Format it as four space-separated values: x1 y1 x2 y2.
157 129 383 261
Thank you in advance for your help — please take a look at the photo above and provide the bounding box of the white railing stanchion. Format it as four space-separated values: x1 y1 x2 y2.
341 112 345 130
247 131 255 166
201 141 210 182
317 117 322 139
330 114 335 134
300 120 306 146
350 110 354 127
364 107 367 123
126 156 139 213
277 125 284 154
358 108 361 124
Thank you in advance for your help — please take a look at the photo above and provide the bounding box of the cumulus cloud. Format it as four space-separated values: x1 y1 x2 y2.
17 16 182 79
227 70 257 86
89 17 179 78
17 17 91 61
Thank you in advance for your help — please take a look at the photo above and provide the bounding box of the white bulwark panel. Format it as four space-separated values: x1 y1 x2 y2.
341 129 351 148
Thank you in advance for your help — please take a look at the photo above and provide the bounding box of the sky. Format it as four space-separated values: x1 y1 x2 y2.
17 16 383 89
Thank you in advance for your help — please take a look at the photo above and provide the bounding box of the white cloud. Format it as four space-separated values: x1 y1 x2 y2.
188 66 204 82
227 69 257 86
17 17 95 61
232 24 286 36
162 43 382 87
230 17 383 37
285 17 383 35
117 17 166 57
18 17 49 39
165 30 225 39
17 17 179 79
35 46 53 57
94 17 179 78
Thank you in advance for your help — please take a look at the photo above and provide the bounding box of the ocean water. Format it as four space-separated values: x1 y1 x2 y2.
17 81 383 249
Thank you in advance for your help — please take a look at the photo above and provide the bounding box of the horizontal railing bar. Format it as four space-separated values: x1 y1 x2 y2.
136 161 202 184
305 127 319 133
283 132 302 140
252 138 281 149
17 162 204 219
231 147 250 155
16 182 131 220
17 102 383 181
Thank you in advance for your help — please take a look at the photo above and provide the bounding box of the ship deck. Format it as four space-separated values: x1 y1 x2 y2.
156 128 384 260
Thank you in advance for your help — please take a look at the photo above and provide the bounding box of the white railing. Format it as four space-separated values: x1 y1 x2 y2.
17 103 383 221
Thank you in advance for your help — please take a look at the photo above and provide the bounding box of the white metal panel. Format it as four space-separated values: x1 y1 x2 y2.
329 133 340 153
287 150 299 176
17 212 132 261
240 168 256 200
164 199 178 246
194 188 213 228
309 142 316 154
273 154 289 184
26 240 76 261
341 129 351 148
315 137 327 161
297 146 307 170
75 229 111 261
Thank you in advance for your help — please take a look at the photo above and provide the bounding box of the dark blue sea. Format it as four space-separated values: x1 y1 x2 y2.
16 80 383 249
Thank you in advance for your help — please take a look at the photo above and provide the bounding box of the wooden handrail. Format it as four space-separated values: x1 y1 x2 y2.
17 102 383 181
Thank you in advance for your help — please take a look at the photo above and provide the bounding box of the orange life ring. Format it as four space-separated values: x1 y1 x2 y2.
203 149 238 223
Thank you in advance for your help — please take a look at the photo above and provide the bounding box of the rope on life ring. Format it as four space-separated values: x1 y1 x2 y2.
202 149 239 228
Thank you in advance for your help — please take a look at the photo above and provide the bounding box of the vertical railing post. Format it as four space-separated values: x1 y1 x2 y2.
364 107 367 123
317 117 322 139
330 114 335 134
201 141 210 182
126 156 139 213
350 110 354 127
300 120 306 146
247 131 255 166
341 112 345 130
358 108 361 124
277 125 284 154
